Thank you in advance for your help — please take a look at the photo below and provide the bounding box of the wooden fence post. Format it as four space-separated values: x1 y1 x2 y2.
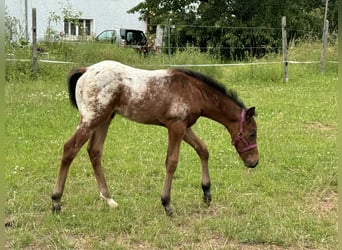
32 8 38 73
320 20 329 73
320 0 329 73
281 16 288 83
168 18 172 65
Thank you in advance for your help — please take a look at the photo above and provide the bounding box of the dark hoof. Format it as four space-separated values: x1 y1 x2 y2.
165 209 173 217
51 203 62 213
201 183 211 206
164 207 173 217
161 196 173 216
203 195 212 207
51 193 62 213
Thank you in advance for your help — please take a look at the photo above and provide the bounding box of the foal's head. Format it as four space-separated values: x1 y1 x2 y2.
231 107 258 168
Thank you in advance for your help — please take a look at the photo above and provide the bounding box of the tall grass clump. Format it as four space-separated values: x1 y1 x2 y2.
6 41 225 82
222 39 337 86
5 61 71 83
168 46 223 78
36 41 143 65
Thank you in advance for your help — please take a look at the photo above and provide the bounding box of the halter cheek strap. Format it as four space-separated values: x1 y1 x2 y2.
232 110 257 154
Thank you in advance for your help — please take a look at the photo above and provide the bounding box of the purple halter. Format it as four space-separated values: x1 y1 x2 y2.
232 110 257 154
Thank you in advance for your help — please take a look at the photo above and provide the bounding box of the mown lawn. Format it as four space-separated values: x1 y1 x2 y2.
5 51 337 249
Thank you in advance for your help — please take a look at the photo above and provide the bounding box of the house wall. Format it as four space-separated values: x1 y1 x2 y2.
5 0 145 41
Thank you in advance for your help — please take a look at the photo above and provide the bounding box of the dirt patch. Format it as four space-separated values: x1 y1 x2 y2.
305 122 337 132
313 190 338 219
304 122 337 140
124 238 296 250
190 238 288 250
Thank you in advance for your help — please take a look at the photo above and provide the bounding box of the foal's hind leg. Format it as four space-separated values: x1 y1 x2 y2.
87 118 118 208
51 124 92 211
183 128 211 206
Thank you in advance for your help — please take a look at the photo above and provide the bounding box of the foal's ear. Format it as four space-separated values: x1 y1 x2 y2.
246 107 256 120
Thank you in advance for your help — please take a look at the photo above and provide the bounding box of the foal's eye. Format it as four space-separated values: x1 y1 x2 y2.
249 132 256 138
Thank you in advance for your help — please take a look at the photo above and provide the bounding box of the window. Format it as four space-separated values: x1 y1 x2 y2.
84 20 91 35
64 18 94 39
70 22 76 35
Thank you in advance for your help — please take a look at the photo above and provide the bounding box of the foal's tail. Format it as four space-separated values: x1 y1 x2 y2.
67 67 87 109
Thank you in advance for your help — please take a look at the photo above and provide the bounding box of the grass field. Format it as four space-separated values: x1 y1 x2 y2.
5 43 337 249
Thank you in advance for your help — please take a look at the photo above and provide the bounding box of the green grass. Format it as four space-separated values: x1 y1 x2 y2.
5 43 337 249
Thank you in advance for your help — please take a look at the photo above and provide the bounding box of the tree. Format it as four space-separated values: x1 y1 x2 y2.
129 0 338 60
128 0 196 25
5 6 28 46
45 1 82 41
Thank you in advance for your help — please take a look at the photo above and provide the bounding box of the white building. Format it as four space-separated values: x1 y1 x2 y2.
5 0 146 41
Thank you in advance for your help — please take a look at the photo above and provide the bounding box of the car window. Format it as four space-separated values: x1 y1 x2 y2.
126 32 133 44
97 30 116 42
119 29 126 39
125 31 145 45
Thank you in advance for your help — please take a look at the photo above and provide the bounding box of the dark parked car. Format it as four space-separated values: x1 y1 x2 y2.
95 28 148 53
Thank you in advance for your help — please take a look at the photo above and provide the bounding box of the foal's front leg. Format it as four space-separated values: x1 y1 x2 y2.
161 122 186 216
183 128 211 206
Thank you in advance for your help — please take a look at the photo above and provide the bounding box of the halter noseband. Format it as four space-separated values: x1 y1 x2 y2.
232 110 257 154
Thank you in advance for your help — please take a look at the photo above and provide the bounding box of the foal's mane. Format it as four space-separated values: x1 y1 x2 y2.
174 68 246 109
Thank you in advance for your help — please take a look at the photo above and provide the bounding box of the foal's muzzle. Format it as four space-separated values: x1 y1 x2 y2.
245 159 258 168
